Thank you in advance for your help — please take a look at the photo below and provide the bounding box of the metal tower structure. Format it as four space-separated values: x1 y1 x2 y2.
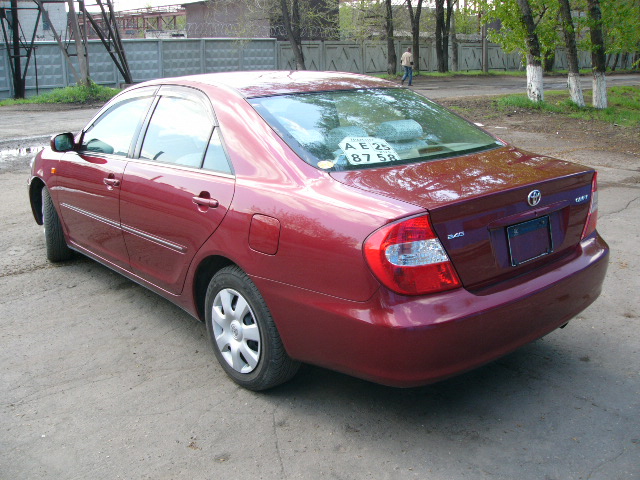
0 0 132 98
0 0 43 98
79 0 131 84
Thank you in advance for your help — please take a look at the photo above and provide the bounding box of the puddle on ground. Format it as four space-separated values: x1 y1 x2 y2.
0 145 45 163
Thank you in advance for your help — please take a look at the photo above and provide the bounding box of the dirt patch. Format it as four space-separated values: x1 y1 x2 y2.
438 96 640 158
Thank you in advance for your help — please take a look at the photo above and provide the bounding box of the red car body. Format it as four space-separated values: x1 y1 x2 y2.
28 71 609 388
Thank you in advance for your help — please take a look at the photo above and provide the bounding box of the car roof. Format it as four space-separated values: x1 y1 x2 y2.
152 70 398 98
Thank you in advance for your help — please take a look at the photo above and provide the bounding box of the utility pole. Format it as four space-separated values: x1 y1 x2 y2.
67 0 91 87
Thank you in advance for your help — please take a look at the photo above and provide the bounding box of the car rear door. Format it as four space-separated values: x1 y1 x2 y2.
119 85 235 294
55 87 156 269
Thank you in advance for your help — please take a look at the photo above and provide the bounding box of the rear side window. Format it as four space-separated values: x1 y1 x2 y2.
202 128 232 174
140 96 213 168
250 88 502 171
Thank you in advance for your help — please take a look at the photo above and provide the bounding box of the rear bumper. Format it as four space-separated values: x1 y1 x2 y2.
255 233 609 387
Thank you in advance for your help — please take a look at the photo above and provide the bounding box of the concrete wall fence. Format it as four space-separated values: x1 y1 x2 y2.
0 37 636 99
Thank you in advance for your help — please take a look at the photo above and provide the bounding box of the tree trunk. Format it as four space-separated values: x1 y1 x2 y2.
516 0 543 101
435 0 446 72
384 0 397 75
443 0 454 71
610 53 619 71
558 0 584 107
450 7 458 72
543 51 555 72
481 16 488 73
406 0 424 74
280 0 306 70
587 0 607 108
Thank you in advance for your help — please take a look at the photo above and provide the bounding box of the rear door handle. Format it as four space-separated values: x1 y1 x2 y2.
192 196 219 208
103 178 120 188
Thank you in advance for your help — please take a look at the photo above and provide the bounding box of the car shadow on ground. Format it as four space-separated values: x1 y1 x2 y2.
264 336 597 418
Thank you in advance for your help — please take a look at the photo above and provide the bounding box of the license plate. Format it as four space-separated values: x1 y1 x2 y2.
507 216 553 267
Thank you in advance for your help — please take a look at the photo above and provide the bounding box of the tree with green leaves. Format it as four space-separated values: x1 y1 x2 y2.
433 0 457 73
516 0 544 101
598 0 640 71
558 0 584 106
340 0 379 41
586 0 607 108
406 0 424 73
569 0 640 104
384 0 397 74
478 0 562 101
203 0 339 70
280 0 306 69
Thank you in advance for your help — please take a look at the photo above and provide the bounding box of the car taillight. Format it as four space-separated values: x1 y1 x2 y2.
581 172 598 239
364 215 461 296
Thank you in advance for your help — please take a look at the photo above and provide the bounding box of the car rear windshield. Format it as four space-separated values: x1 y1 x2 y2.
249 88 503 171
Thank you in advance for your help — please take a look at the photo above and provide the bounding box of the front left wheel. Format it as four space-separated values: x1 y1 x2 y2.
204 265 300 391
41 187 73 262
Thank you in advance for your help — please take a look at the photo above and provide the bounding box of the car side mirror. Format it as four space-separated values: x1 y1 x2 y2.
51 133 75 152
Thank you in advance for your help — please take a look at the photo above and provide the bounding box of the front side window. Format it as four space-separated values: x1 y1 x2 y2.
140 96 213 168
249 88 503 171
82 96 153 156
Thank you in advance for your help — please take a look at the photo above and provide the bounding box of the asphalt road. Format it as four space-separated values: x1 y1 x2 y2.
412 72 640 99
1 76 639 479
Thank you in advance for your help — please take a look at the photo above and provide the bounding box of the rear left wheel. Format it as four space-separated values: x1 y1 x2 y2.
204 265 300 390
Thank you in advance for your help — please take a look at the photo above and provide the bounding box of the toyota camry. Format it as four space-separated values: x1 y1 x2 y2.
28 71 609 390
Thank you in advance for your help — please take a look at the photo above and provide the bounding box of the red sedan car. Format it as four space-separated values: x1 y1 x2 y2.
28 71 608 390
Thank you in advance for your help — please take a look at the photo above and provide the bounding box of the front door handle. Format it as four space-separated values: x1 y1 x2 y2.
192 196 219 208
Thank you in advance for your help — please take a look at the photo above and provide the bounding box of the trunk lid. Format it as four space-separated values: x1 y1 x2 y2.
330 146 595 290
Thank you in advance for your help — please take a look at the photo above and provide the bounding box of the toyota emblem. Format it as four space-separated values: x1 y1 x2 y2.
527 190 542 206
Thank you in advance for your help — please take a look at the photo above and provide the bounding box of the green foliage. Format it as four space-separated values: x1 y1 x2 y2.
494 86 640 127
454 6 480 35
474 0 638 70
0 83 120 106
477 0 561 61
339 0 386 40
572 0 640 56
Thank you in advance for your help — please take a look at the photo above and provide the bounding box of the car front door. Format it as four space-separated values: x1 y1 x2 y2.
119 85 235 294
55 87 156 269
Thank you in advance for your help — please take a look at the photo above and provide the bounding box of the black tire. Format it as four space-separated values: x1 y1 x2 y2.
41 187 73 262
204 265 300 391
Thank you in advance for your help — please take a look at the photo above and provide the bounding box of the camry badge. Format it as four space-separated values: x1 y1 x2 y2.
527 190 542 207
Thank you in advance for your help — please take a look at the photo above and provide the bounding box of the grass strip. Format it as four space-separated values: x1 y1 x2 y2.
494 86 640 128
0 83 120 107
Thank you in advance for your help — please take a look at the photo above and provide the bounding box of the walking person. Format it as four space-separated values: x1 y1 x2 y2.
401 47 413 86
